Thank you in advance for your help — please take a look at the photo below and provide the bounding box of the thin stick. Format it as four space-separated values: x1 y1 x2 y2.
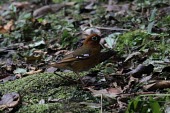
54 71 76 82
95 26 129 31
101 94 103 113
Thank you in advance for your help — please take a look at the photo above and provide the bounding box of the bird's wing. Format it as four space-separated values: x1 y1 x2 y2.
57 47 91 64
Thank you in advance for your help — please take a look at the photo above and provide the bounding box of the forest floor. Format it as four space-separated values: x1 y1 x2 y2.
0 0 170 113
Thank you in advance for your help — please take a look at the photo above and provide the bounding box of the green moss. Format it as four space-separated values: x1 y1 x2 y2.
115 30 170 59
18 103 98 113
0 73 100 112
116 30 150 54
158 15 170 28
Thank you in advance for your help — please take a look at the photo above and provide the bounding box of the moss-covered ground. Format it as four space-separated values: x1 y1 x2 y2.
0 73 100 113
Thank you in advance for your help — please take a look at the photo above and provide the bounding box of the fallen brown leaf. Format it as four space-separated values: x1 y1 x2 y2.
88 87 122 98
126 64 154 78
143 80 170 90
80 25 101 37
0 26 8 34
0 92 20 112
3 20 14 32
124 51 142 62
25 69 42 75
12 2 30 9
33 3 74 18
0 20 14 34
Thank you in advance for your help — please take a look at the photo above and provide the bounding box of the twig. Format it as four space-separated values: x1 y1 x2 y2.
119 92 156 97
95 26 129 31
54 71 76 82
100 94 103 113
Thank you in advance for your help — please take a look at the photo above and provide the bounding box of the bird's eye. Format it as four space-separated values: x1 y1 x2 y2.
92 36 98 41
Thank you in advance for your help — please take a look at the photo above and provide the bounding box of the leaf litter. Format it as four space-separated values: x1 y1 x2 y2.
0 0 170 112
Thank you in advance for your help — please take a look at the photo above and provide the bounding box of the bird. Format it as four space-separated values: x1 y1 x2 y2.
49 34 116 83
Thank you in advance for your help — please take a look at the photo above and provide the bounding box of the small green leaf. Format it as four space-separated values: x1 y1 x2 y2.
105 37 114 48
149 98 162 113
147 21 155 34
147 8 157 34
149 8 157 21
29 40 45 48
14 68 27 74
105 33 120 48
133 97 140 109
23 13 31 19
9 4 17 12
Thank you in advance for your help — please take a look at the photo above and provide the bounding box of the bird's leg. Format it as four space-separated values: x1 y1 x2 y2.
54 70 75 82
75 72 85 85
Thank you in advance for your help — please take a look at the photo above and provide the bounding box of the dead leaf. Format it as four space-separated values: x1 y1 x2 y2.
88 87 122 98
33 50 47 55
33 5 52 18
4 20 14 31
143 80 170 90
123 76 138 92
0 26 8 34
106 4 120 12
124 51 142 62
12 2 30 9
126 64 154 78
79 102 100 108
85 2 95 10
106 2 131 13
25 69 42 75
25 55 42 63
159 6 170 15
80 25 101 38
0 76 16 83
139 75 152 83
33 3 74 18
0 20 14 34
106 0 118 12
0 92 20 111
54 50 69 56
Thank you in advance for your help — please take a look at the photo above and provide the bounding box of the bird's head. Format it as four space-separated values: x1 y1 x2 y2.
83 34 101 47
